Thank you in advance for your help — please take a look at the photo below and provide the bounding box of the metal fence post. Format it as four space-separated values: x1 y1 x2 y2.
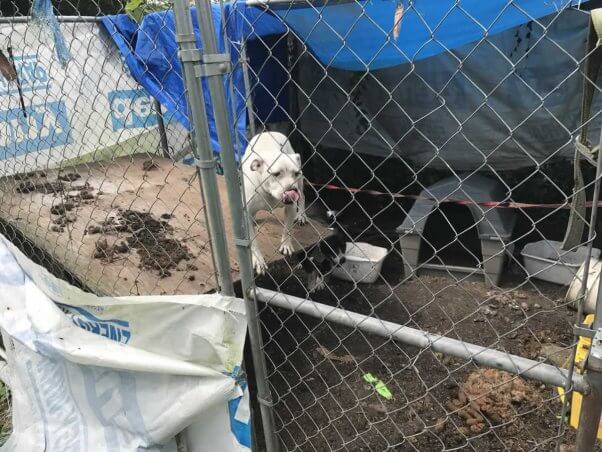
172 0 234 296
573 124 602 452
191 1 280 451
575 334 602 452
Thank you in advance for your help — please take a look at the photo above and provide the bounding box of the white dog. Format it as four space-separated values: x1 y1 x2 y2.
242 132 307 274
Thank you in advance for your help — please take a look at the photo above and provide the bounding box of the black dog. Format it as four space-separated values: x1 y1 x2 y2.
298 210 347 292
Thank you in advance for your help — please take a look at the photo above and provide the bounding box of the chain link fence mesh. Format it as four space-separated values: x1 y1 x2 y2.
0 0 220 301
226 1 602 451
0 0 601 451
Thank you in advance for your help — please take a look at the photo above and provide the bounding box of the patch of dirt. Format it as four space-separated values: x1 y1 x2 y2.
42 175 98 233
256 260 586 451
92 238 130 262
142 160 159 171
50 202 75 216
57 172 81 182
447 369 543 433
16 179 63 194
90 209 193 277
14 171 46 181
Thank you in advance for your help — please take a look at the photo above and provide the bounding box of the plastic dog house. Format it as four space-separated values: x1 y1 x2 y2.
397 175 516 287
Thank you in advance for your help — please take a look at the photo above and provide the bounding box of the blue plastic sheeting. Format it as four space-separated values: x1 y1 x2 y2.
296 10 600 170
101 5 287 158
269 0 589 71
31 0 72 67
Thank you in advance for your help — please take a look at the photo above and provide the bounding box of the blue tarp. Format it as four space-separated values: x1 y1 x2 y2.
101 1 591 159
296 9 600 169
270 0 589 71
101 5 287 158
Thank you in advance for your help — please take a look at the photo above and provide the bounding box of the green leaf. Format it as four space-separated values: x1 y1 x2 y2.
125 0 170 23
363 373 393 400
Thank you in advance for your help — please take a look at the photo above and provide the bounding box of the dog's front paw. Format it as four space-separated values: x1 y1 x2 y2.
308 274 325 293
314 275 325 291
252 253 267 274
295 211 308 226
279 240 294 257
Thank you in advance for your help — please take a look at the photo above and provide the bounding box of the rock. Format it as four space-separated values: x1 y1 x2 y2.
521 302 529 311
534 303 541 309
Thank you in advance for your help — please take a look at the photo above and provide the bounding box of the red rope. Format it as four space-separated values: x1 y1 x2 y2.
310 182 602 210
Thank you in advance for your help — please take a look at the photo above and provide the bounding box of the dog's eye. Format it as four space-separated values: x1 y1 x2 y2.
294 171 301 177
273 171 281 177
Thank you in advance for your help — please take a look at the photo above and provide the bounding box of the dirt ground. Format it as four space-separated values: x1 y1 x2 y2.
0 156 328 296
256 256 595 451
251 189 602 452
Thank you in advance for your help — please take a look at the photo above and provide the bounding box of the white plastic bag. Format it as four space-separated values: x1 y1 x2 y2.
0 235 251 451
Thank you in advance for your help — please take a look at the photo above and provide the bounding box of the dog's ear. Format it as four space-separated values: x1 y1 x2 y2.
250 158 263 172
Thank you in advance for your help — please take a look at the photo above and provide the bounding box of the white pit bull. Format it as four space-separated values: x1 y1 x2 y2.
242 132 307 274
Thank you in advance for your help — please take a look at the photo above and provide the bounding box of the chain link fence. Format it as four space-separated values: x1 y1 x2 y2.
222 1 602 451
0 1 223 301
1 0 602 451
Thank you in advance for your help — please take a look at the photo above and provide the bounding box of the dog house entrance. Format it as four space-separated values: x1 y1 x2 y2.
397 175 517 287
418 204 483 270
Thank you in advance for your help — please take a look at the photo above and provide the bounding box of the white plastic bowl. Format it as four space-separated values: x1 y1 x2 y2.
332 242 388 284
521 240 600 286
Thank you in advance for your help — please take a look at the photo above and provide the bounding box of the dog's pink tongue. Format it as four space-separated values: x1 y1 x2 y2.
283 190 300 203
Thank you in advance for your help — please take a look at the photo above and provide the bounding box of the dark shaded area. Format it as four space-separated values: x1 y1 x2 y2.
0 218 89 291
1 0 123 18
294 146 602 268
